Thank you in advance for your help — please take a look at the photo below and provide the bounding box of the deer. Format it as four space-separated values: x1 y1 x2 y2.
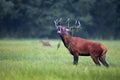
40 40 52 46
54 18 109 67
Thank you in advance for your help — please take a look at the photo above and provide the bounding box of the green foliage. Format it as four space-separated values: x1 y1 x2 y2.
0 39 120 80
90 0 118 39
0 0 119 39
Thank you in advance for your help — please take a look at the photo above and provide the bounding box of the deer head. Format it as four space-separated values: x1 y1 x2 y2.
54 18 81 35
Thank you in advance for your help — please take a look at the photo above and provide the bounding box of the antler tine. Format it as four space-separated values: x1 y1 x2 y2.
75 20 77 25
54 18 62 28
67 18 70 28
58 18 62 23
54 19 58 28
77 21 81 28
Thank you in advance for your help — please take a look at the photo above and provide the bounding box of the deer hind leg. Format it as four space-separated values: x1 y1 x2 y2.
91 54 101 66
73 54 79 65
99 54 109 67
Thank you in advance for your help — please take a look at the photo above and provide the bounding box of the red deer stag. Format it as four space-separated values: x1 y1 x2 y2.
54 18 109 67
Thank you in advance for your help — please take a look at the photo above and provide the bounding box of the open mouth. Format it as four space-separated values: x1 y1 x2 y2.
57 27 61 33
57 31 61 33
57 29 61 33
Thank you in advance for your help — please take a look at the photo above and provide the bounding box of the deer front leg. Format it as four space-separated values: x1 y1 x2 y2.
73 54 79 65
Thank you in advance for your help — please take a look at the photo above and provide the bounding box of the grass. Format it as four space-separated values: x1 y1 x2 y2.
0 39 120 80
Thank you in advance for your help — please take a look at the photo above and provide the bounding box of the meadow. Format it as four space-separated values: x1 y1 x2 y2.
0 39 120 80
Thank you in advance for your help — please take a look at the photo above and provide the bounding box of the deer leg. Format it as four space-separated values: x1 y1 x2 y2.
91 55 100 66
99 56 109 67
73 54 79 65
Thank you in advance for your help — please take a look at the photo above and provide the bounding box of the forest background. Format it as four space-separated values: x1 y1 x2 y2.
0 0 119 39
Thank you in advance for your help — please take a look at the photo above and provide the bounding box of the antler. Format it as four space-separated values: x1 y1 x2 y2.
66 18 70 28
77 21 81 28
54 18 81 30
54 18 62 28
70 20 81 30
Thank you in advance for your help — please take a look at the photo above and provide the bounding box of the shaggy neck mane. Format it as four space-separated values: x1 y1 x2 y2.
59 33 72 48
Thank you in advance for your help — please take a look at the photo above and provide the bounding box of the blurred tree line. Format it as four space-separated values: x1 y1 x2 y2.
0 0 119 39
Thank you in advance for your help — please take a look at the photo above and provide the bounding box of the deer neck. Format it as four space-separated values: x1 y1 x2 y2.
59 33 72 48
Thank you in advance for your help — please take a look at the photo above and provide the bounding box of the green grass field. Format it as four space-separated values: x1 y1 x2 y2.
0 39 120 80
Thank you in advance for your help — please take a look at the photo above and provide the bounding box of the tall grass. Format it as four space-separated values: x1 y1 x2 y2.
0 39 120 80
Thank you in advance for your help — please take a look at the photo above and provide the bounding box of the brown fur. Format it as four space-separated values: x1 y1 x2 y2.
58 27 109 67
40 40 52 46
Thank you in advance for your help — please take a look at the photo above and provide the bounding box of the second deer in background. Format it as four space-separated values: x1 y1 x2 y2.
40 40 52 46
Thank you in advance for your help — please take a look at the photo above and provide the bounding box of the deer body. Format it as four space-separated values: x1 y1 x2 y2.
40 40 52 46
54 19 109 67
61 33 106 56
